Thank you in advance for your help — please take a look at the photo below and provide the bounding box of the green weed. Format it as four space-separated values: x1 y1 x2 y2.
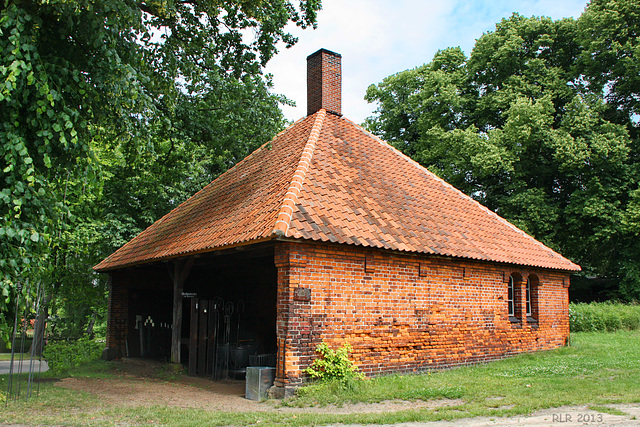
304 341 364 385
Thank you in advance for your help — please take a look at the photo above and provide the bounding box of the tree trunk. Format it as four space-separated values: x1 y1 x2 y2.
170 258 194 364
86 311 96 337
30 291 51 358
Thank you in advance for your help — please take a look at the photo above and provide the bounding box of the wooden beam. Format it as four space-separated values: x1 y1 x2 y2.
170 257 194 364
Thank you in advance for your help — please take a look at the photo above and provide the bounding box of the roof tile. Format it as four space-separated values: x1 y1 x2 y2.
95 110 580 272
286 114 579 271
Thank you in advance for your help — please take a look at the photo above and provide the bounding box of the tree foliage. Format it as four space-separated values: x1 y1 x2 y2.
365 0 640 300
98 72 291 250
0 0 320 341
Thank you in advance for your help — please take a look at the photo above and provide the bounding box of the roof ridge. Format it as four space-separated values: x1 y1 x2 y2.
272 109 327 236
342 117 580 271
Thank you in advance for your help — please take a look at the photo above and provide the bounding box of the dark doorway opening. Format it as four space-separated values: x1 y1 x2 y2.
127 269 173 359
182 245 277 378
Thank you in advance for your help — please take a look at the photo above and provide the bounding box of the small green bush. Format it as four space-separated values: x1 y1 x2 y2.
570 302 640 332
43 337 103 374
304 341 364 386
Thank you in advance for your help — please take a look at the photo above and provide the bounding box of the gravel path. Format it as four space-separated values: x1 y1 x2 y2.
335 404 640 426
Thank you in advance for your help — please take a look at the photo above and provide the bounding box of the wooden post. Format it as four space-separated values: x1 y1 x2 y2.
169 258 194 364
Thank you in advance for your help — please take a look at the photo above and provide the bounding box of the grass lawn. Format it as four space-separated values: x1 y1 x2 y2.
1 331 639 426
0 353 30 361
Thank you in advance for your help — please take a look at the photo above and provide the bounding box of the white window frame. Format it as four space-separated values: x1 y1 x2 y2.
526 277 532 317
508 275 515 317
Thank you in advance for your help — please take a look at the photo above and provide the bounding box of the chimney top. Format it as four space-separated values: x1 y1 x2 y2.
307 49 342 116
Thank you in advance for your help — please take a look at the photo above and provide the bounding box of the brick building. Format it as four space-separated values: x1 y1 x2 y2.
95 49 580 396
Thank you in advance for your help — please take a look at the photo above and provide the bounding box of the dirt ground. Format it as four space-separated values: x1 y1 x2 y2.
55 358 640 426
56 358 459 414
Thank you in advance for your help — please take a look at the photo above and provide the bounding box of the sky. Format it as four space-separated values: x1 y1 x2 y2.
264 0 590 125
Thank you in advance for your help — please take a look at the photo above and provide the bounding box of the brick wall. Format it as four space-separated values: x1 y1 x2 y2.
307 48 342 116
105 274 128 358
274 240 570 388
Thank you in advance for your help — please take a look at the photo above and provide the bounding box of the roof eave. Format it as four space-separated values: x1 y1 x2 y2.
273 235 581 273
93 235 278 273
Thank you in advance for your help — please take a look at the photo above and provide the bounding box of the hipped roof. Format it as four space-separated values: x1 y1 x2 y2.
94 109 580 272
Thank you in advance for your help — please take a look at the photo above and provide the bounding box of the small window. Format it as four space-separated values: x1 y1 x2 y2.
526 278 532 317
508 273 523 321
508 276 515 316
527 274 539 321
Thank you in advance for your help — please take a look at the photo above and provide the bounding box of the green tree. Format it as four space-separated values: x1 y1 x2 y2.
578 0 640 132
99 72 290 250
365 8 639 299
577 0 640 296
0 0 320 342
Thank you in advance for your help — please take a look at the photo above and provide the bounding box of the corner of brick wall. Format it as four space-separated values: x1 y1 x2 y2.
105 273 129 358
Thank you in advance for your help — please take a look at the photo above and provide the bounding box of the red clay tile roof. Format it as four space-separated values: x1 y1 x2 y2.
94 109 580 272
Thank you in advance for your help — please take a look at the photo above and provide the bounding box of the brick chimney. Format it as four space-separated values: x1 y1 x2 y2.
307 49 342 116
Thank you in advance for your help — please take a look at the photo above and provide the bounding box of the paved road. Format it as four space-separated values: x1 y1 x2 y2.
0 359 49 375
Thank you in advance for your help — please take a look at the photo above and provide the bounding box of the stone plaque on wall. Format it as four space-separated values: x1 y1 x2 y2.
293 287 311 302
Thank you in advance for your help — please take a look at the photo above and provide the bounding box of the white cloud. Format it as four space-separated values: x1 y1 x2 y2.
265 0 589 125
